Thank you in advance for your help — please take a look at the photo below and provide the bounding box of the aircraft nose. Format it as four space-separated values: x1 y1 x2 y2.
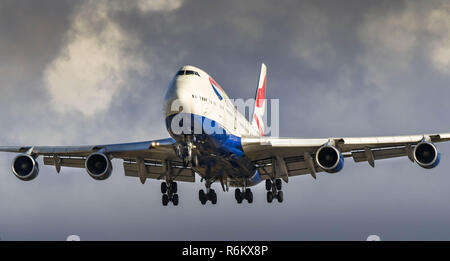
163 77 193 116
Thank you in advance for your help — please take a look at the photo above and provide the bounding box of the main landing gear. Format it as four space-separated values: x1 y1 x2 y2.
199 179 217 205
235 188 253 204
265 179 284 203
199 189 217 205
161 181 179 206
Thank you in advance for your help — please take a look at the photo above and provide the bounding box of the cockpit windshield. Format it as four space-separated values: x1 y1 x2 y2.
176 70 200 77
185 70 200 76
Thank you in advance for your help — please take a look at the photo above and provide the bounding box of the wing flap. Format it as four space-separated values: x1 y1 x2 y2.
255 155 323 180
123 160 195 183
43 156 85 169
351 147 408 163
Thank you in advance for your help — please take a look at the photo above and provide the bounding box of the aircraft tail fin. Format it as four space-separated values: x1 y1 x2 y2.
251 63 267 136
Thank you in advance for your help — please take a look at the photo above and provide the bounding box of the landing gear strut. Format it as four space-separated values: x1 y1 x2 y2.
199 179 217 205
265 179 284 203
161 181 179 206
174 136 197 167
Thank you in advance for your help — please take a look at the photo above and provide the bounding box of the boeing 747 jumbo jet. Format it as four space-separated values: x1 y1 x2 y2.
1 64 449 206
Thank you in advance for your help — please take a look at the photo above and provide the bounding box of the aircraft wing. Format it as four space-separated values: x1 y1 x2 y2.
0 138 195 183
241 133 450 181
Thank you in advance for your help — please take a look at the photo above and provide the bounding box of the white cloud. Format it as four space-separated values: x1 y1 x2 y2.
43 0 183 117
136 0 183 12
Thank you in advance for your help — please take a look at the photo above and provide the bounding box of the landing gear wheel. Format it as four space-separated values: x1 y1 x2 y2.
244 188 253 203
267 191 273 203
265 179 272 191
162 194 169 206
171 181 178 194
275 179 282 191
209 190 217 205
235 189 243 204
192 154 199 167
245 188 251 198
247 190 253 204
199 189 207 205
172 194 179 206
235 189 241 201
277 191 284 203
161 182 167 194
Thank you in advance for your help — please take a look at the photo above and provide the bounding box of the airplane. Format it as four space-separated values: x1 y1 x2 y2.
1 63 449 206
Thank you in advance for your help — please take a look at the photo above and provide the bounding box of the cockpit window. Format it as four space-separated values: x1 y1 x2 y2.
186 70 200 76
177 70 200 77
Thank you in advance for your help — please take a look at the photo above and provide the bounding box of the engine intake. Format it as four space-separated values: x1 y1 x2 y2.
85 153 112 180
414 142 440 169
12 154 39 181
315 145 344 173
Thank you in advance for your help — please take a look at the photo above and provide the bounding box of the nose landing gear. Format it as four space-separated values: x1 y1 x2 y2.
174 136 200 167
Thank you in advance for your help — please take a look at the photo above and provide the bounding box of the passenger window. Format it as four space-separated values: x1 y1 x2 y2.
177 70 185 76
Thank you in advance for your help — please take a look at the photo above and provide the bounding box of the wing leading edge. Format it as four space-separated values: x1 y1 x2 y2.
0 138 176 157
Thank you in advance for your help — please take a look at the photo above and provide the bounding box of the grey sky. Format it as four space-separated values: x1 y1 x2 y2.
1 0 450 240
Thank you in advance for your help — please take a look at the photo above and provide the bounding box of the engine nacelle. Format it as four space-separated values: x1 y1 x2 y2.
414 142 440 169
315 145 344 173
85 153 112 180
11 154 39 181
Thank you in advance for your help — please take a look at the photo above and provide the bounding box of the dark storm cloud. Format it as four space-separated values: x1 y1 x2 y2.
1 0 450 240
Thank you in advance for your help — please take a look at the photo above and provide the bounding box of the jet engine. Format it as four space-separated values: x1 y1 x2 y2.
12 154 39 181
315 145 344 173
414 142 440 169
85 153 112 180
